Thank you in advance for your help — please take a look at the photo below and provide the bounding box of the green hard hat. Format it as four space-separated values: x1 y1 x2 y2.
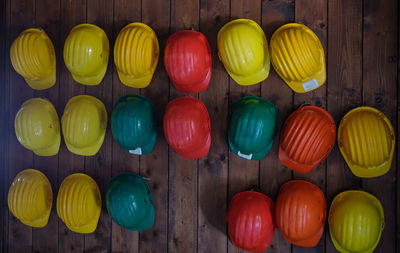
111 95 156 155
228 96 278 160
106 172 155 231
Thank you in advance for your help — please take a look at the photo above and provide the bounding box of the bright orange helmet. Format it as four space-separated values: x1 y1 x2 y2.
279 106 336 174
275 180 326 247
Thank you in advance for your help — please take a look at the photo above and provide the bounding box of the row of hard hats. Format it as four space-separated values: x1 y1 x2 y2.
227 181 385 253
15 94 395 178
11 19 325 93
8 169 155 233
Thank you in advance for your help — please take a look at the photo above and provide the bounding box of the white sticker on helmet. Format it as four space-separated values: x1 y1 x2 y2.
302 79 319 91
129 147 142 155
238 151 253 160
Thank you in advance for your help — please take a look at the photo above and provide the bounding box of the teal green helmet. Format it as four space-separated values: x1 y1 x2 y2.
106 172 155 231
111 95 156 155
228 96 278 160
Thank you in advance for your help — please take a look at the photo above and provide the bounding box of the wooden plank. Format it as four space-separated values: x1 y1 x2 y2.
32 0 60 252
260 0 294 252
139 0 170 252
326 0 363 252
361 0 397 252
7 0 35 251
168 1 199 252
198 0 229 252
111 0 141 252
84 0 113 252
291 0 328 252
228 1 262 253
58 0 86 252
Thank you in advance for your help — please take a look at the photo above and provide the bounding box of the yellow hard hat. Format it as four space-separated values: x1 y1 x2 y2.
10 28 56 90
57 173 101 233
217 19 270 86
63 24 110 85
338 106 395 177
114 23 159 88
61 95 107 156
329 190 384 253
8 169 53 228
15 98 61 156
270 23 326 93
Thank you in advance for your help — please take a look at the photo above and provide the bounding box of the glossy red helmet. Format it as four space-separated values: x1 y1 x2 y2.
163 97 211 158
226 191 275 253
164 30 212 93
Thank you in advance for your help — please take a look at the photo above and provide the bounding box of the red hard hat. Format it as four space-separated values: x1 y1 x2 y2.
164 30 212 93
226 191 275 253
275 180 326 247
163 97 211 158
279 106 336 174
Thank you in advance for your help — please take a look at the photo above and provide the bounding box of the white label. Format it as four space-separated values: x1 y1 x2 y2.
302 79 319 91
129 147 142 155
238 151 253 160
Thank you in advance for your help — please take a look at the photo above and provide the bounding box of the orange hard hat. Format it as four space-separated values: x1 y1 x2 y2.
275 180 326 247
279 106 336 173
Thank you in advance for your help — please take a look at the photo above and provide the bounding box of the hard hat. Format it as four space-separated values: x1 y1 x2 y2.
163 97 211 159
8 169 52 228
63 24 109 85
61 95 107 156
114 23 159 88
57 173 101 233
10 28 56 90
106 172 155 231
164 30 212 93
329 190 384 253
275 180 326 247
226 191 275 252
338 106 395 177
111 95 156 155
15 98 60 156
228 96 278 160
279 106 336 173
217 19 270 86
270 23 326 93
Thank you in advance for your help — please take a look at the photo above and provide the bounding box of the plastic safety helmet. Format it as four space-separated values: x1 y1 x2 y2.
63 24 109 85
15 98 60 156
228 96 278 160
275 180 326 247
8 169 52 228
270 23 326 93
114 23 159 88
111 95 156 155
61 95 107 156
279 106 336 173
217 19 270 86
226 191 275 252
329 190 384 253
163 97 211 159
57 173 101 233
164 30 212 93
10 28 56 90
338 106 395 177
106 172 155 231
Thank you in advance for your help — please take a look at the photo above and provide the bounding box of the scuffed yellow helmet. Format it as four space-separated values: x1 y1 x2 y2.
114 23 159 88
61 95 107 156
57 173 101 233
64 24 110 85
15 98 60 156
270 23 326 93
10 28 56 90
217 19 270 86
8 169 53 228
338 106 395 177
